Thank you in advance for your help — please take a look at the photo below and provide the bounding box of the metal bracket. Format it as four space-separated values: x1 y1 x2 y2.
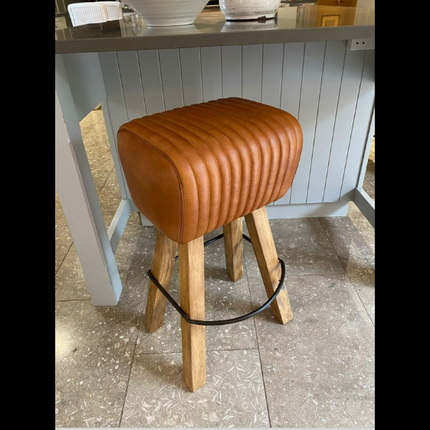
147 233 286 326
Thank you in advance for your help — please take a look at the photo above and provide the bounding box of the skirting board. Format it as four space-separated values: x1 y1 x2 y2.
266 202 349 219
137 202 349 227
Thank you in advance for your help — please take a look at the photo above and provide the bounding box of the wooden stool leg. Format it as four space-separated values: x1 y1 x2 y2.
244 206 293 324
223 218 243 281
179 236 206 392
144 229 177 333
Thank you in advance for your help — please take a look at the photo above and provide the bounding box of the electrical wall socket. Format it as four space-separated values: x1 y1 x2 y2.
346 39 375 51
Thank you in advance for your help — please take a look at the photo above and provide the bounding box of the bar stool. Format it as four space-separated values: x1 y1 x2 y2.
117 97 303 392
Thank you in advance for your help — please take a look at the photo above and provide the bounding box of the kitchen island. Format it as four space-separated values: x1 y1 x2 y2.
55 1 375 305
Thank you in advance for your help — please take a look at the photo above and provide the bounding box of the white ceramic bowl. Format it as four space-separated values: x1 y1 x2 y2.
125 0 209 26
219 0 281 20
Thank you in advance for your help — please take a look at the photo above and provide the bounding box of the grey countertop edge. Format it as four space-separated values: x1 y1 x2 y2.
55 25 374 54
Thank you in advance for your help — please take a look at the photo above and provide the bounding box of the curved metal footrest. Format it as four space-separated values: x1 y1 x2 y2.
147 233 286 326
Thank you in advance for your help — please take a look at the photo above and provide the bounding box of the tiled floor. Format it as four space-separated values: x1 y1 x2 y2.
55 108 375 428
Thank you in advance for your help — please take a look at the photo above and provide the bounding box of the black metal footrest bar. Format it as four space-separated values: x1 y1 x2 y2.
147 233 285 326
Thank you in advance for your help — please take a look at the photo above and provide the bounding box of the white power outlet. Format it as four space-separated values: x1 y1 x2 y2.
346 39 375 51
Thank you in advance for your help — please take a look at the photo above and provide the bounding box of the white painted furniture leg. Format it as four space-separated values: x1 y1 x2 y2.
55 91 122 305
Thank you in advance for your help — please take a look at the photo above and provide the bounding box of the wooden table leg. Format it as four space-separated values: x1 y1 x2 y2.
179 236 206 392
244 206 293 324
223 218 243 282
144 229 177 332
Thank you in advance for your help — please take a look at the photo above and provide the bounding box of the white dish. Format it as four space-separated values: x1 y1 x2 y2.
125 0 209 27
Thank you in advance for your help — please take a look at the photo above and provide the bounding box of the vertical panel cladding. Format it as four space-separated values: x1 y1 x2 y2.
137 50 165 115
99 43 373 210
242 44 263 102
116 51 146 121
289 41 326 205
201 46 222 102
275 42 305 205
340 49 375 199
179 48 204 106
261 43 284 108
91 53 131 200
158 49 184 111
221 45 242 98
98 51 128 144
280 42 305 119
323 49 366 202
306 40 345 204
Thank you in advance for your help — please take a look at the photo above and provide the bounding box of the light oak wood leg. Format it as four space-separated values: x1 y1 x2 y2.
144 230 177 333
223 218 243 282
179 236 206 392
244 206 293 324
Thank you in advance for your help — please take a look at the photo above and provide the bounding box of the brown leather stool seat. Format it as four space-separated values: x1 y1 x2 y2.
117 97 303 391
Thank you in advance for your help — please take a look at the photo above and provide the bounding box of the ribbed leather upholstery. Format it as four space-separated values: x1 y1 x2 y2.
117 97 303 244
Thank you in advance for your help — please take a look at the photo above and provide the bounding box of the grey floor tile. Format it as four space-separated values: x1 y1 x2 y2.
55 300 140 428
79 106 104 137
254 273 375 428
319 213 375 308
80 109 116 196
55 192 73 273
345 263 375 305
136 303 183 354
136 290 258 355
55 222 154 303
244 218 345 277
120 350 269 428
365 303 375 325
97 168 123 228
319 214 374 268
55 245 92 301
347 202 375 254
55 223 157 427
191 237 258 351
113 223 159 315
363 160 375 199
